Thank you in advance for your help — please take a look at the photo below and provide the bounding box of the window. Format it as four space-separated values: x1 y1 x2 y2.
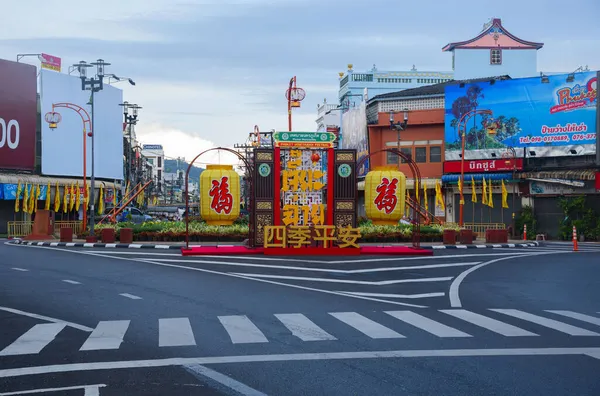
490 49 502 65
387 151 398 165
158 169 162 181
415 147 427 163
429 146 441 163
147 158 154 165
400 147 412 163
131 208 143 216
157 156 162 168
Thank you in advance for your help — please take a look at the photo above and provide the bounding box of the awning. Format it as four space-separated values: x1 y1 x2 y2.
518 170 597 181
442 173 513 183
357 178 441 191
0 173 119 189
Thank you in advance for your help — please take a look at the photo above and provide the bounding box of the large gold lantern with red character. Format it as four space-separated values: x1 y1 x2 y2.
365 167 406 225
200 165 240 225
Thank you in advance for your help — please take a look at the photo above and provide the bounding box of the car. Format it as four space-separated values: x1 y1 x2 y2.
97 207 153 224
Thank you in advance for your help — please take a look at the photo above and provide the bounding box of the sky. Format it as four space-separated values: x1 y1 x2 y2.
1 0 599 166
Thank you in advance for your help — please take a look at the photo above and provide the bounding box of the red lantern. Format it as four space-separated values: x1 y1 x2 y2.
311 152 321 164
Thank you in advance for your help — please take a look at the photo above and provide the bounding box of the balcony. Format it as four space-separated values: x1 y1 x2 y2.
317 103 339 116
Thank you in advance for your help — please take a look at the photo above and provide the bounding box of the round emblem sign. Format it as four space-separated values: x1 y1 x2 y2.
320 133 328 141
258 163 271 177
338 163 352 178
281 133 289 141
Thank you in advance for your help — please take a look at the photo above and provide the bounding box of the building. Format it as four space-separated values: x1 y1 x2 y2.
141 144 164 184
316 64 453 131
442 18 544 80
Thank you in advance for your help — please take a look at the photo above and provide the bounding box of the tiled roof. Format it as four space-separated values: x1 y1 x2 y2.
367 75 512 103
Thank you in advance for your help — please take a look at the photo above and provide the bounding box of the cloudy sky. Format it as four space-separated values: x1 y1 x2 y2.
2 0 599 165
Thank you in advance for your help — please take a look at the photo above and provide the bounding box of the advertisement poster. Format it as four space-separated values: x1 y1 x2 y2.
444 72 597 160
40 53 61 72
0 59 37 171
341 101 369 177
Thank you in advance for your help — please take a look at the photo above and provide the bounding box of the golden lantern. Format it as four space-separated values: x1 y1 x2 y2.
365 166 406 225
200 165 240 225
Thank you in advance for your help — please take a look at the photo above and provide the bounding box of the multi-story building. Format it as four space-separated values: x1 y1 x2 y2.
141 144 164 190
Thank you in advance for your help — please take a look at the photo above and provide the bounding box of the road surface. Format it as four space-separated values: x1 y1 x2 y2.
1 240 599 395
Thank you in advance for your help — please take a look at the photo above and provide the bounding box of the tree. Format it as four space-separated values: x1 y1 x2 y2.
451 96 472 141
466 85 484 149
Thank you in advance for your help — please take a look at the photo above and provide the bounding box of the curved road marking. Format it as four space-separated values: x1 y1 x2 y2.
448 251 570 308
0 306 93 332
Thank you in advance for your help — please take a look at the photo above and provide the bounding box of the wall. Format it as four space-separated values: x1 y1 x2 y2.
368 109 445 179
453 48 537 80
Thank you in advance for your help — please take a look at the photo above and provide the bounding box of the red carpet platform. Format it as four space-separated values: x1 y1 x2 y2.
181 245 432 256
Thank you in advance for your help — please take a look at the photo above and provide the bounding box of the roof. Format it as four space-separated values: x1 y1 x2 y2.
367 75 512 103
442 18 543 51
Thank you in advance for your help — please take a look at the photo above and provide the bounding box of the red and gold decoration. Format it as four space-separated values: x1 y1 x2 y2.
200 165 240 226
365 167 406 225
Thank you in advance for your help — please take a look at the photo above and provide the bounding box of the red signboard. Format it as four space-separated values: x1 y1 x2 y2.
0 59 37 171
443 158 524 174
596 172 600 192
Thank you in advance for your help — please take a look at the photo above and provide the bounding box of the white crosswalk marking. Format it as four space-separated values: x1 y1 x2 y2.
159 318 197 347
0 323 66 356
218 315 268 344
545 310 600 327
490 309 600 336
275 314 337 341
80 320 131 351
386 310 471 337
330 312 405 339
441 309 538 336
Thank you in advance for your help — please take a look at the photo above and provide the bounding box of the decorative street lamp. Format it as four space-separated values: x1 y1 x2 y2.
119 101 142 188
73 59 112 238
390 109 409 171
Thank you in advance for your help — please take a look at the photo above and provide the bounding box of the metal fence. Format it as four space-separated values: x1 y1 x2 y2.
7 221 83 238
445 222 506 234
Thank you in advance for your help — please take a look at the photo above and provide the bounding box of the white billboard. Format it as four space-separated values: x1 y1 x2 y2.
40 69 124 180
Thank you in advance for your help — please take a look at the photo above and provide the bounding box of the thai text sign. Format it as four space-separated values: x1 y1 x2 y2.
273 132 336 148
263 225 361 249
443 159 524 173
444 71 597 159
40 53 61 72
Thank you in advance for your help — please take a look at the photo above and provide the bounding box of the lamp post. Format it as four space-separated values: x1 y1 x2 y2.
457 109 495 226
502 146 517 236
119 102 142 188
390 109 409 171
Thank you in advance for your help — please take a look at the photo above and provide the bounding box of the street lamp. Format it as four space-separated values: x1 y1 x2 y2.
390 109 409 171
73 59 111 238
119 102 142 188
106 74 136 85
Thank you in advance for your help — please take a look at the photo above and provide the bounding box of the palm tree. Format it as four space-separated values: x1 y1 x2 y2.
466 85 485 149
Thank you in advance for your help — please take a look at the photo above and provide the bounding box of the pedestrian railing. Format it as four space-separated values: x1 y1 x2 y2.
446 222 506 234
7 221 83 238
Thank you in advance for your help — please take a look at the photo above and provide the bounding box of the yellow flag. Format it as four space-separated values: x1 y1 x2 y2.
422 182 428 212
54 182 61 212
405 189 410 215
435 180 445 211
501 179 508 209
482 177 488 205
69 183 76 211
75 183 82 211
112 188 117 207
488 179 494 208
62 184 68 212
98 186 104 215
471 176 477 203
28 185 36 214
44 183 51 210
33 184 41 212
125 181 130 199
14 181 22 213
84 183 90 212
415 179 419 202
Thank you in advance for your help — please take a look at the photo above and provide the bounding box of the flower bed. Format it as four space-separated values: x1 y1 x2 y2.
92 219 453 243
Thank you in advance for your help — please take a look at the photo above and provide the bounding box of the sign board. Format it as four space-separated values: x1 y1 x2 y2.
273 132 336 148
443 158 524 173
143 144 163 150
40 53 61 72
529 180 595 195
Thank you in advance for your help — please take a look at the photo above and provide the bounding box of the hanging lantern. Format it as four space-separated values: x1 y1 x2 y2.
44 112 62 129
200 165 240 225
365 166 406 225
311 151 321 164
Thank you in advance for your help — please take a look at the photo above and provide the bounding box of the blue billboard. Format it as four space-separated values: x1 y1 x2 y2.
444 72 597 160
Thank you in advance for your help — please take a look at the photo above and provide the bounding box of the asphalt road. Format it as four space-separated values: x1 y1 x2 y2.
1 239 599 395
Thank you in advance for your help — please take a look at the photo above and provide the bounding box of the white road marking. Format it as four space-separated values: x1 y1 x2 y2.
0 306 93 332
1 347 599 378
62 279 81 285
119 293 142 300
441 309 538 336
546 310 600 327
11 268 28 272
218 315 268 344
83 243 95 248
490 309 600 336
324 252 539 264
448 251 568 307
386 311 471 337
230 273 453 285
0 384 106 395
329 312 404 339
184 364 268 396
339 292 444 299
159 318 197 347
274 314 336 341
0 323 66 356
80 320 130 351
4 244 427 308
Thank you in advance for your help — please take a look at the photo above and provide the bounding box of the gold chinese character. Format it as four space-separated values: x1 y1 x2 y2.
290 149 302 158
302 204 324 226
282 170 303 192
264 226 286 248
282 204 300 226
337 226 361 249
314 225 336 248
311 170 325 191
287 226 312 248
287 158 302 169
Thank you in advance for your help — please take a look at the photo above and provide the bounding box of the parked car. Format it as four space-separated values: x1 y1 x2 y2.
97 207 153 224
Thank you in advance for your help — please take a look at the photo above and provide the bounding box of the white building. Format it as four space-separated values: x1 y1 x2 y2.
315 100 341 132
141 144 165 184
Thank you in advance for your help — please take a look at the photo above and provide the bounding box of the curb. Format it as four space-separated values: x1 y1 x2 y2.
8 239 182 250
423 242 540 250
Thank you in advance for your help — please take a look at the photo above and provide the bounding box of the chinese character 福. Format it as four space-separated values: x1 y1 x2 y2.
209 177 233 214
374 177 399 214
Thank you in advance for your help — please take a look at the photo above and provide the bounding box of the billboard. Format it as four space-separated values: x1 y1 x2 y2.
444 72 597 160
40 53 61 72
341 101 369 177
40 69 124 180
0 59 37 171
